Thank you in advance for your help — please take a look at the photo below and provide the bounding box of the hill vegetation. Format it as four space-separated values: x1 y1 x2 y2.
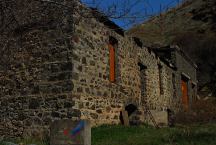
128 0 216 97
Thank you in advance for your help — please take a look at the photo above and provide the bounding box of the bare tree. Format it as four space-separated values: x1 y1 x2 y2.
81 0 153 27
0 0 161 31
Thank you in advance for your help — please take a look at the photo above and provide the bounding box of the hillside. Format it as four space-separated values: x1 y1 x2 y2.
128 0 216 97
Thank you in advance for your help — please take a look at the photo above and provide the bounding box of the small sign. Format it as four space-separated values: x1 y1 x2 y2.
50 120 91 145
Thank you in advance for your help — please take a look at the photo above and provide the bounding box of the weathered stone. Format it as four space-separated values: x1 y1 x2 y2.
96 109 102 114
51 112 60 118
85 88 90 93
24 119 32 126
72 53 80 61
29 99 40 109
32 86 40 94
18 112 27 121
149 110 168 126
72 72 79 80
78 65 83 72
43 117 52 125
106 107 111 112
77 87 83 93
60 62 73 71
90 113 98 119
82 57 87 64
61 81 74 92
48 72 72 81
97 91 102 96
89 61 95 66
67 109 81 118
64 102 74 108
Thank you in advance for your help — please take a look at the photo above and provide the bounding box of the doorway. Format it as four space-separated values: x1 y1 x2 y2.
181 76 189 110
120 104 138 125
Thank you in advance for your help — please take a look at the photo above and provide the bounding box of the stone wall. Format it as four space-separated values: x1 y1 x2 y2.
71 5 179 126
0 0 78 137
0 0 196 138
72 18 141 125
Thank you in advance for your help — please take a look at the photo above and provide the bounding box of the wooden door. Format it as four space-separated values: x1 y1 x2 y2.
181 80 189 110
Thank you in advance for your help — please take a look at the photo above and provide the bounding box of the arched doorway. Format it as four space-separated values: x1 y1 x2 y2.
120 104 138 125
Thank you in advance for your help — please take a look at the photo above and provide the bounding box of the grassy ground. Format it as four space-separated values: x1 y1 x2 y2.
0 138 48 145
92 124 216 145
1 124 216 145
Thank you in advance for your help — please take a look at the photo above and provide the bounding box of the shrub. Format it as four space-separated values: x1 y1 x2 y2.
175 99 216 124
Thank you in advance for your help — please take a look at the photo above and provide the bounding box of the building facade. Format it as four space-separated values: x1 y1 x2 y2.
0 0 197 137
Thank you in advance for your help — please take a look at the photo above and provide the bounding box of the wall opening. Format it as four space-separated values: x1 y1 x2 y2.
120 104 138 125
158 64 164 95
181 75 189 110
138 62 147 103
125 104 137 117
172 73 176 98
109 36 118 83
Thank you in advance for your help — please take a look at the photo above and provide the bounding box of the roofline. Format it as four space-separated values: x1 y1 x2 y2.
89 7 125 36
152 45 197 69
170 45 198 69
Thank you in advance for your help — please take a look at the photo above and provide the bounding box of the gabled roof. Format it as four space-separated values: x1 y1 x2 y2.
90 8 125 36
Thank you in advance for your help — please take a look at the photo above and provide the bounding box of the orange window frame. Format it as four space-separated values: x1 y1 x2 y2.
181 80 189 110
109 44 115 82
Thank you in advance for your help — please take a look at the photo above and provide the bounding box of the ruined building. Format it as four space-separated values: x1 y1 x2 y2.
0 0 197 137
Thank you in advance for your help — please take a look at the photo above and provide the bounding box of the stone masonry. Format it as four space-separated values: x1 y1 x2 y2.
0 0 197 137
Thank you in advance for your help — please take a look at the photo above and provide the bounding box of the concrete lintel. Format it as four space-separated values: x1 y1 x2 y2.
181 72 191 80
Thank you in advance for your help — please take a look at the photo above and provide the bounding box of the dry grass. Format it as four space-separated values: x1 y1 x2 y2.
176 99 216 124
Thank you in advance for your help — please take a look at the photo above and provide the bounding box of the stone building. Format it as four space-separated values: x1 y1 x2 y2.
0 0 197 137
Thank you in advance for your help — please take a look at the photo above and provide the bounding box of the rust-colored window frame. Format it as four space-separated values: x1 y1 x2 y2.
109 43 115 82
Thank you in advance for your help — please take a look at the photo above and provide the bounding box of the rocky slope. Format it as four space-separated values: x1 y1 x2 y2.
128 0 216 97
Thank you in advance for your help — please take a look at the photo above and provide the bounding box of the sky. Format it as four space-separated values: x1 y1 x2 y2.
81 0 181 29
